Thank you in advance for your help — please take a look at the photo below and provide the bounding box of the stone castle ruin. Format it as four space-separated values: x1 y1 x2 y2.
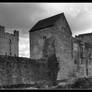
0 12 92 87
0 25 19 57
73 33 92 78
29 13 73 80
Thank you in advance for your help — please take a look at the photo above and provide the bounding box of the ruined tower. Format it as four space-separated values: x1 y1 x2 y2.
29 13 74 80
0 25 19 57
74 33 92 77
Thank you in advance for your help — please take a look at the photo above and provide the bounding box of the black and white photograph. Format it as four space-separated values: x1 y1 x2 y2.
0 3 92 90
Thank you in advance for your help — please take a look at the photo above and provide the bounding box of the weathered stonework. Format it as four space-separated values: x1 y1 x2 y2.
0 25 19 56
29 13 74 80
0 55 48 86
73 34 92 78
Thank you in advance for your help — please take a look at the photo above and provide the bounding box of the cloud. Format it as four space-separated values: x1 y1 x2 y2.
1 3 92 36
1 3 92 57
66 8 92 36
31 3 92 36
0 3 45 35
19 37 29 58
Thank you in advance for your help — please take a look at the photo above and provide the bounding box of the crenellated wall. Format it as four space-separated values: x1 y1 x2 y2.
0 26 19 57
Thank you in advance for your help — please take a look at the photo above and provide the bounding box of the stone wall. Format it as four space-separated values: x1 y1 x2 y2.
73 35 92 78
0 55 48 86
29 17 74 80
77 34 92 77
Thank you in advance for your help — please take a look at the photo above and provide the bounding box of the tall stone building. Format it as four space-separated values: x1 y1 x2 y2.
73 33 92 77
29 13 74 80
0 25 19 57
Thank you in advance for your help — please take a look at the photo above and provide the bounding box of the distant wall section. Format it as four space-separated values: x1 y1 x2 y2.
0 25 19 57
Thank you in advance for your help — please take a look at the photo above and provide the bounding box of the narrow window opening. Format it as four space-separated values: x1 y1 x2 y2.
43 36 46 40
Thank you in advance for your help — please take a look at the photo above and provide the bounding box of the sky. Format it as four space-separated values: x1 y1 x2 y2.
0 3 92 57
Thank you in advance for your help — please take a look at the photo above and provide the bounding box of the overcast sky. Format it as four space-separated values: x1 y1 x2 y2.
0 3 92 57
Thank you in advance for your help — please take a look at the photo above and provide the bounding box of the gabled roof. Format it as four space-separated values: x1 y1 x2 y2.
29 12 65 32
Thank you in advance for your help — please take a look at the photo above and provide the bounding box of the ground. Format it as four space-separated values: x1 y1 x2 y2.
1 77 92 90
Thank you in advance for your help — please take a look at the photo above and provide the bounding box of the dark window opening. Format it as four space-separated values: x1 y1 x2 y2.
9 39 11 44
74 59 77 64
9 39 12 56
80 46 83 58
14 54 16 57
43 36 46 40
10 52 12 56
